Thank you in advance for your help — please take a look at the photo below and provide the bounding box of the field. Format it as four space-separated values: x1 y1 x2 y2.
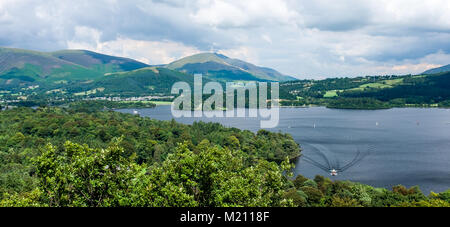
323 90 339 98
348 79 403 92
322 78 405 97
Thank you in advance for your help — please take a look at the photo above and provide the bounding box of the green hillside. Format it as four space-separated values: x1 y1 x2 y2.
35 67 200 98
50 49 149 73
166 53 295 82
0 47 149 86
280 72 450 109
0 47 94 82
166 53 226 70
91 67 198 96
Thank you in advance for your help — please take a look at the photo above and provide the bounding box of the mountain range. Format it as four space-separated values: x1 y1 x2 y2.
0 47 297 98
0 46 293 90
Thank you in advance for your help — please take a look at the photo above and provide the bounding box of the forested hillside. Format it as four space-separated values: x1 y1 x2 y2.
280 72 450 109
0 106 300 205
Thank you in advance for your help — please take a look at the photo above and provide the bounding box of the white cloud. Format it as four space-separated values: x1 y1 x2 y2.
217 46 259 64
190 0 300 28
384 51 450 75
370 0 450 31
261 34 272 44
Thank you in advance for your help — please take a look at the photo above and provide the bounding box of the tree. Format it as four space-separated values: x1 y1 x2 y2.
141 142 294 207
31 138 145 207
300 186 323 205
3 139 295 207
283 188 307 207
330 195 361 207
292 174 308 189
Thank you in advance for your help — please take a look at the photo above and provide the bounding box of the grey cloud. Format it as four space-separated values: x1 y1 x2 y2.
364 34 450 62
293 0 372 31
0 0 449 78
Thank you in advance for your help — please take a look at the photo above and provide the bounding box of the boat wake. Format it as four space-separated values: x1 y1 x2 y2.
300 143 375 176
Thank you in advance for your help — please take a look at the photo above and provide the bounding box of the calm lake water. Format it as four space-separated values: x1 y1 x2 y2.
117 106 450 193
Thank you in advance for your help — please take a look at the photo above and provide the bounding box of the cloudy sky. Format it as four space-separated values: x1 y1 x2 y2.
1 0 449 79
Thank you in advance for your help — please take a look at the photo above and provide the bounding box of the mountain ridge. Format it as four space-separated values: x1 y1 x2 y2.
166 52 296 82
422 64 450 74
0 47 150 83
1 47 295 85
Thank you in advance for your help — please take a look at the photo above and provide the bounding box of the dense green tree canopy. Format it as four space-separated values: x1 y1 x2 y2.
1 139 294 207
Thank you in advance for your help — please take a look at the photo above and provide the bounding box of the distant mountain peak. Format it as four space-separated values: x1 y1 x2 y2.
166 52 295 82
211 52 228 59
422 64 450 75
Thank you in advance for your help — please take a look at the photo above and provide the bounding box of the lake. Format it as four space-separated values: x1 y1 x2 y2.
117 106 450 193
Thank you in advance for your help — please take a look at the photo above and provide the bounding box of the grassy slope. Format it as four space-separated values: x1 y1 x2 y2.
280 72 450 109
50 49 149 73
166 53 227 70
86 67 198 96
0 47 150 86
0 47 197 97
322 78 405 97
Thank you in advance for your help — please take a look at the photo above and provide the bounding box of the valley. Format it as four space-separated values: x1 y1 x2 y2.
2 47 450 110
